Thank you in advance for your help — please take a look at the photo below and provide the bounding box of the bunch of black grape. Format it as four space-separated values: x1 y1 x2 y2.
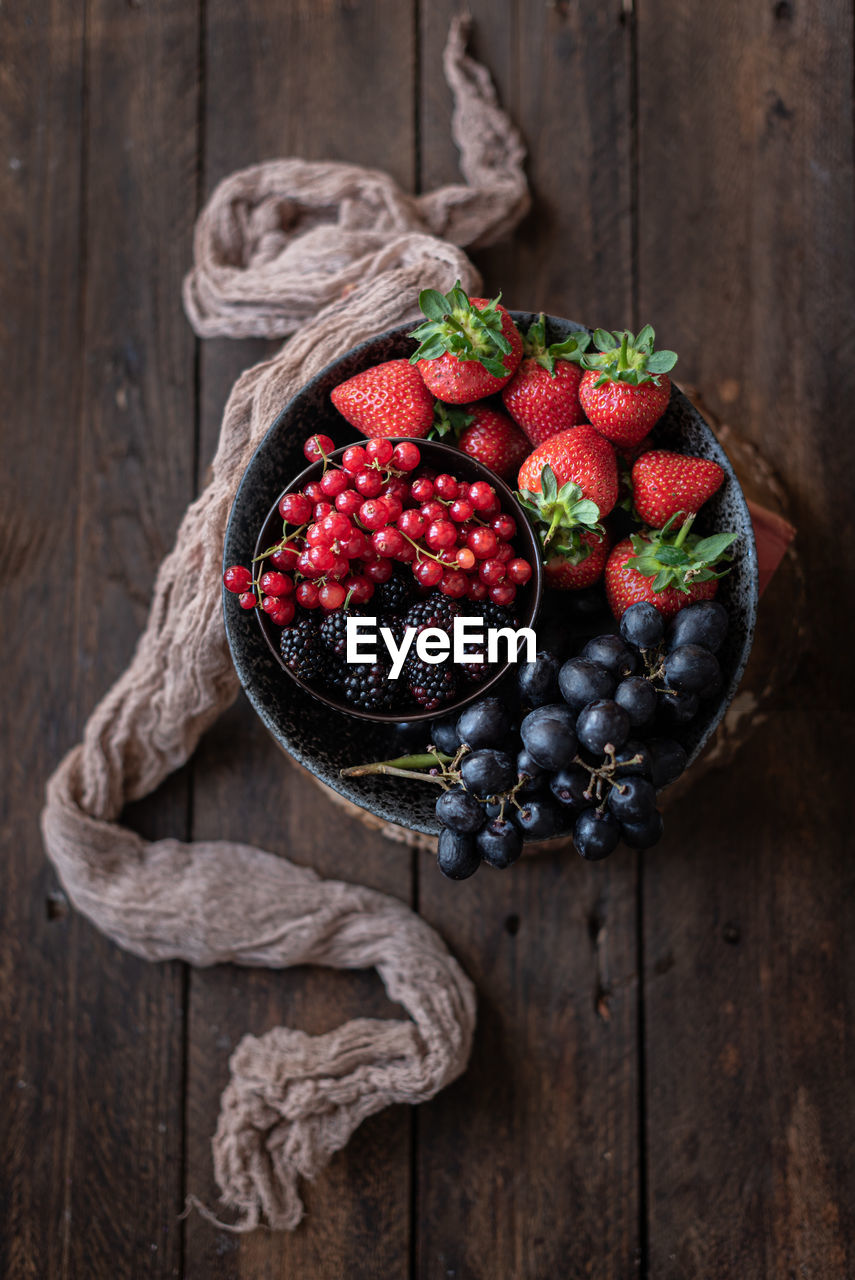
431 599 728 878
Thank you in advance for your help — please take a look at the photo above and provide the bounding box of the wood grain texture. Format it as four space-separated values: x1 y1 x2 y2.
60 2 202 1275
416 6 640 1277
637 2 855 1276
0 4 87 1277
184 3 418 1275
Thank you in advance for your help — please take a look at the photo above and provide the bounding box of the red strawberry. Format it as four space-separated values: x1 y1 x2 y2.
501 314 590 445
632 450 725 528
455 404 531 481
544 530 610 590
517 425 618 519
604 517 737 620
579 325 677 447
409 282 523 404
331 359 435 437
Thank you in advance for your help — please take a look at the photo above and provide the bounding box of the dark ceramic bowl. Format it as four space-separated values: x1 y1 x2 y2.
252 437 543 722
224 313 758 838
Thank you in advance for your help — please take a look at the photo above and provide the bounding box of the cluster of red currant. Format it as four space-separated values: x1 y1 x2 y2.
223 434 534 625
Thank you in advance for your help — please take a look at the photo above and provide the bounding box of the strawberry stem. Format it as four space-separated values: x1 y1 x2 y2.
617 331 630 372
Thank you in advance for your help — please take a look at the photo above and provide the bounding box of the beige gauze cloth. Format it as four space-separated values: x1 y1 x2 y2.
41 19 530 1233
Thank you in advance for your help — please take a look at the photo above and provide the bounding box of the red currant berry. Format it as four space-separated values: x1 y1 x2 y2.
398 509 426 539
269 598 295 627
415 558 444 588
489 582 517 606
426 520 457 551
259 571 293 597
319 581 347 610
238 591 257 610
223 565 252 593
382 476 410 503
320 469 349 499
329 555 349 580
439 569 468 598
434 474 459 500
482 493 501 516
354 468 383 498
456 547 476 571
394 540 417 562
507 558 532 584
410 476 434 503
364 557 394 583
313 501 333 521
345 573 375 603
297 550 320 577
335 488 362 516
372 527 405 557
420 500 446 523
306 524 329 546
449 498 473 523
365 437 394 465
358 498 389 530
495 542 514 563
296 581 320 608
341 444 367 474
466 577 489 602
490 513 517 540
467 527 499 559
468 481 496 512
308 544 336 574
304 480 324 503
320 512 352 543
269 542 300 571
303 434 334 462
478 558 506 586
278 492 312 524
382 494 403 523
342 529 368 559
392 441 421 471
261 594 282 615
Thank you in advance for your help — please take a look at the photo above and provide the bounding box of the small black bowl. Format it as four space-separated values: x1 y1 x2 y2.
252 437 543 722
223 313 758 838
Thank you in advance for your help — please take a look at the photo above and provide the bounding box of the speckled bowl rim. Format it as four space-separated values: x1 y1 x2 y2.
223 313 759 837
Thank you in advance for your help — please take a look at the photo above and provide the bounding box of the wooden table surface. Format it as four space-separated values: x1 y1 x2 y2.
3 2 853 1277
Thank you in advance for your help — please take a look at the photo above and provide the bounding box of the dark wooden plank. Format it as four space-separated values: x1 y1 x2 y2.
416 6 640 1277
637 2 855 1275
0 5 87 1277
63 2 201 1275
184 3 418 1275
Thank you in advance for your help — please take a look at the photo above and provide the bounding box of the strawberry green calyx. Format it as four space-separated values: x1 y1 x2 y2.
522 314 591 375
517 464 603 558
580 325 678 389
409 281 514 379
429 401 474 440
631 514 737 594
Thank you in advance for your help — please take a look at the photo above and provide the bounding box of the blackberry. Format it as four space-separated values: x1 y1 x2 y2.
279 616 325 680
319 606 363 657
403 653 459 711
402 595 461 637
373 572 414 615
339 661 394 711
467 599 517 631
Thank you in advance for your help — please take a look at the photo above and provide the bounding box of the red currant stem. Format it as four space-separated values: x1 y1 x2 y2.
397 528 461 569
252 522 308 563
